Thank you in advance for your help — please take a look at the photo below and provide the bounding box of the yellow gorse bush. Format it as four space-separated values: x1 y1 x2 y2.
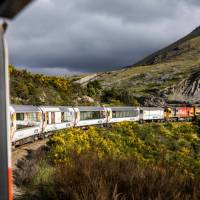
47 122 200 174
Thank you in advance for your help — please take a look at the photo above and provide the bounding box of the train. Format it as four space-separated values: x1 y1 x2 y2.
10 105 200 147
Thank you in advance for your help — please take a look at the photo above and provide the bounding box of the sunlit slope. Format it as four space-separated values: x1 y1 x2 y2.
75 34 200 104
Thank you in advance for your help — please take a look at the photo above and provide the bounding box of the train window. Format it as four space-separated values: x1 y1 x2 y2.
112 110 138 118
16 113 24 121
27 112 40 122
80 111 101 120
112 111 117 118
61 112 72 122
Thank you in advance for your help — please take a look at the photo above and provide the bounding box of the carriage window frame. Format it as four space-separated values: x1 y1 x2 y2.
16 113 24 121
16 112 41 122
61 112 73 122
80 111 102 121
112 110 138 118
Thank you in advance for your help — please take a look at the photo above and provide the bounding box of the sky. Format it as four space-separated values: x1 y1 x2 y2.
6 0 200 75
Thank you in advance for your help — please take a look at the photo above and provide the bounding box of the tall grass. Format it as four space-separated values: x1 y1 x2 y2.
14 122 200 200
15 150 200 200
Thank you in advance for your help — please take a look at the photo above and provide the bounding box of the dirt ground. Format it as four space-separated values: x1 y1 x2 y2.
12 139 48 198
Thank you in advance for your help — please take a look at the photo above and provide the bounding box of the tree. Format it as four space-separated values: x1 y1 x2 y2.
87 80 102 97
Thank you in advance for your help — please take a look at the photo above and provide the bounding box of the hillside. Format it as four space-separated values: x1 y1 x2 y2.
9 66 87 106
132 26 200 67
72 26 200 106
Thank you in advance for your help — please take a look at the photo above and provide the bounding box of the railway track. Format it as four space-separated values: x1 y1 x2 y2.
12 139 48 166
12 139 48 198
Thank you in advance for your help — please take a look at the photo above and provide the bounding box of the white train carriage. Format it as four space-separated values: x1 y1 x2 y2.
140 107 164 121
10 105 43 145
39 106 75 133
74 106 107 127
108 107 140 123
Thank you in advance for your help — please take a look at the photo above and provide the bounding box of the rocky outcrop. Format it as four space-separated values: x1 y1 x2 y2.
168 70 200 102
139 95 166 107
74 74 98 86
77 95 95 104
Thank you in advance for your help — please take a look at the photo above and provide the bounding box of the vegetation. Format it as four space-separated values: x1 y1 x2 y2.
10 65 87 106
15 122 200 200
10 65 140 106
101 88 140 106
86 80 102 97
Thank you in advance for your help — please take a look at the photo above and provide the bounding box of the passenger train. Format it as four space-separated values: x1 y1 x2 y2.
10 105 200 147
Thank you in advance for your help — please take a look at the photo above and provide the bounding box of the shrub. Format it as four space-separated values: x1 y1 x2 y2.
15 152 200 200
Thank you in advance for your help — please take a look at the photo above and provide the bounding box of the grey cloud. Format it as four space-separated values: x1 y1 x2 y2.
5 0 200 74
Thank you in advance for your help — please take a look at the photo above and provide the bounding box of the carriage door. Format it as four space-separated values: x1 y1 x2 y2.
51 112 55 124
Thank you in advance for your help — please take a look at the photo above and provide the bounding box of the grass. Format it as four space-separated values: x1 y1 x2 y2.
15 151 200 200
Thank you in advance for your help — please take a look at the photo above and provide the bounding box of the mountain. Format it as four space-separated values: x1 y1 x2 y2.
132 26 200 67
73 26 200 106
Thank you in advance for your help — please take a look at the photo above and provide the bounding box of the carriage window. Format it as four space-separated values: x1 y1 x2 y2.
16 112 40 130
80 111 101 120
16 113 24 121
112 110 138 118
61 112 72 122
27 112 40 122
17 112 41 122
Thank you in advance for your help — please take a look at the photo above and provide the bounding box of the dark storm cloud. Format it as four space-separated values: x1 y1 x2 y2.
6 0 200 74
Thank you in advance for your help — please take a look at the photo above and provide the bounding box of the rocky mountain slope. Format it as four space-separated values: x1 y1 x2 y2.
72 26 200 106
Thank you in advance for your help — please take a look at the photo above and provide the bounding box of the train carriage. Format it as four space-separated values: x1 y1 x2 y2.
10 105 43 146
39 106 75 133
140 107 164 122
74 106 107 127
108 107 140 123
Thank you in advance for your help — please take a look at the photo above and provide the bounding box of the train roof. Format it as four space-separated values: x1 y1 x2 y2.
76 106 106 111
59 106 74 112
11 105 41 113
39 106 61 112
109 107 139 111
140 107 164 111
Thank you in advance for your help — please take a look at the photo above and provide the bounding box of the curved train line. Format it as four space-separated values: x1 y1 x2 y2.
10 104 199 148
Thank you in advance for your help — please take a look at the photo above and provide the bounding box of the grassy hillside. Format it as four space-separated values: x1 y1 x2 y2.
72 27 200 105
10 66 140 106
14 122 200 200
